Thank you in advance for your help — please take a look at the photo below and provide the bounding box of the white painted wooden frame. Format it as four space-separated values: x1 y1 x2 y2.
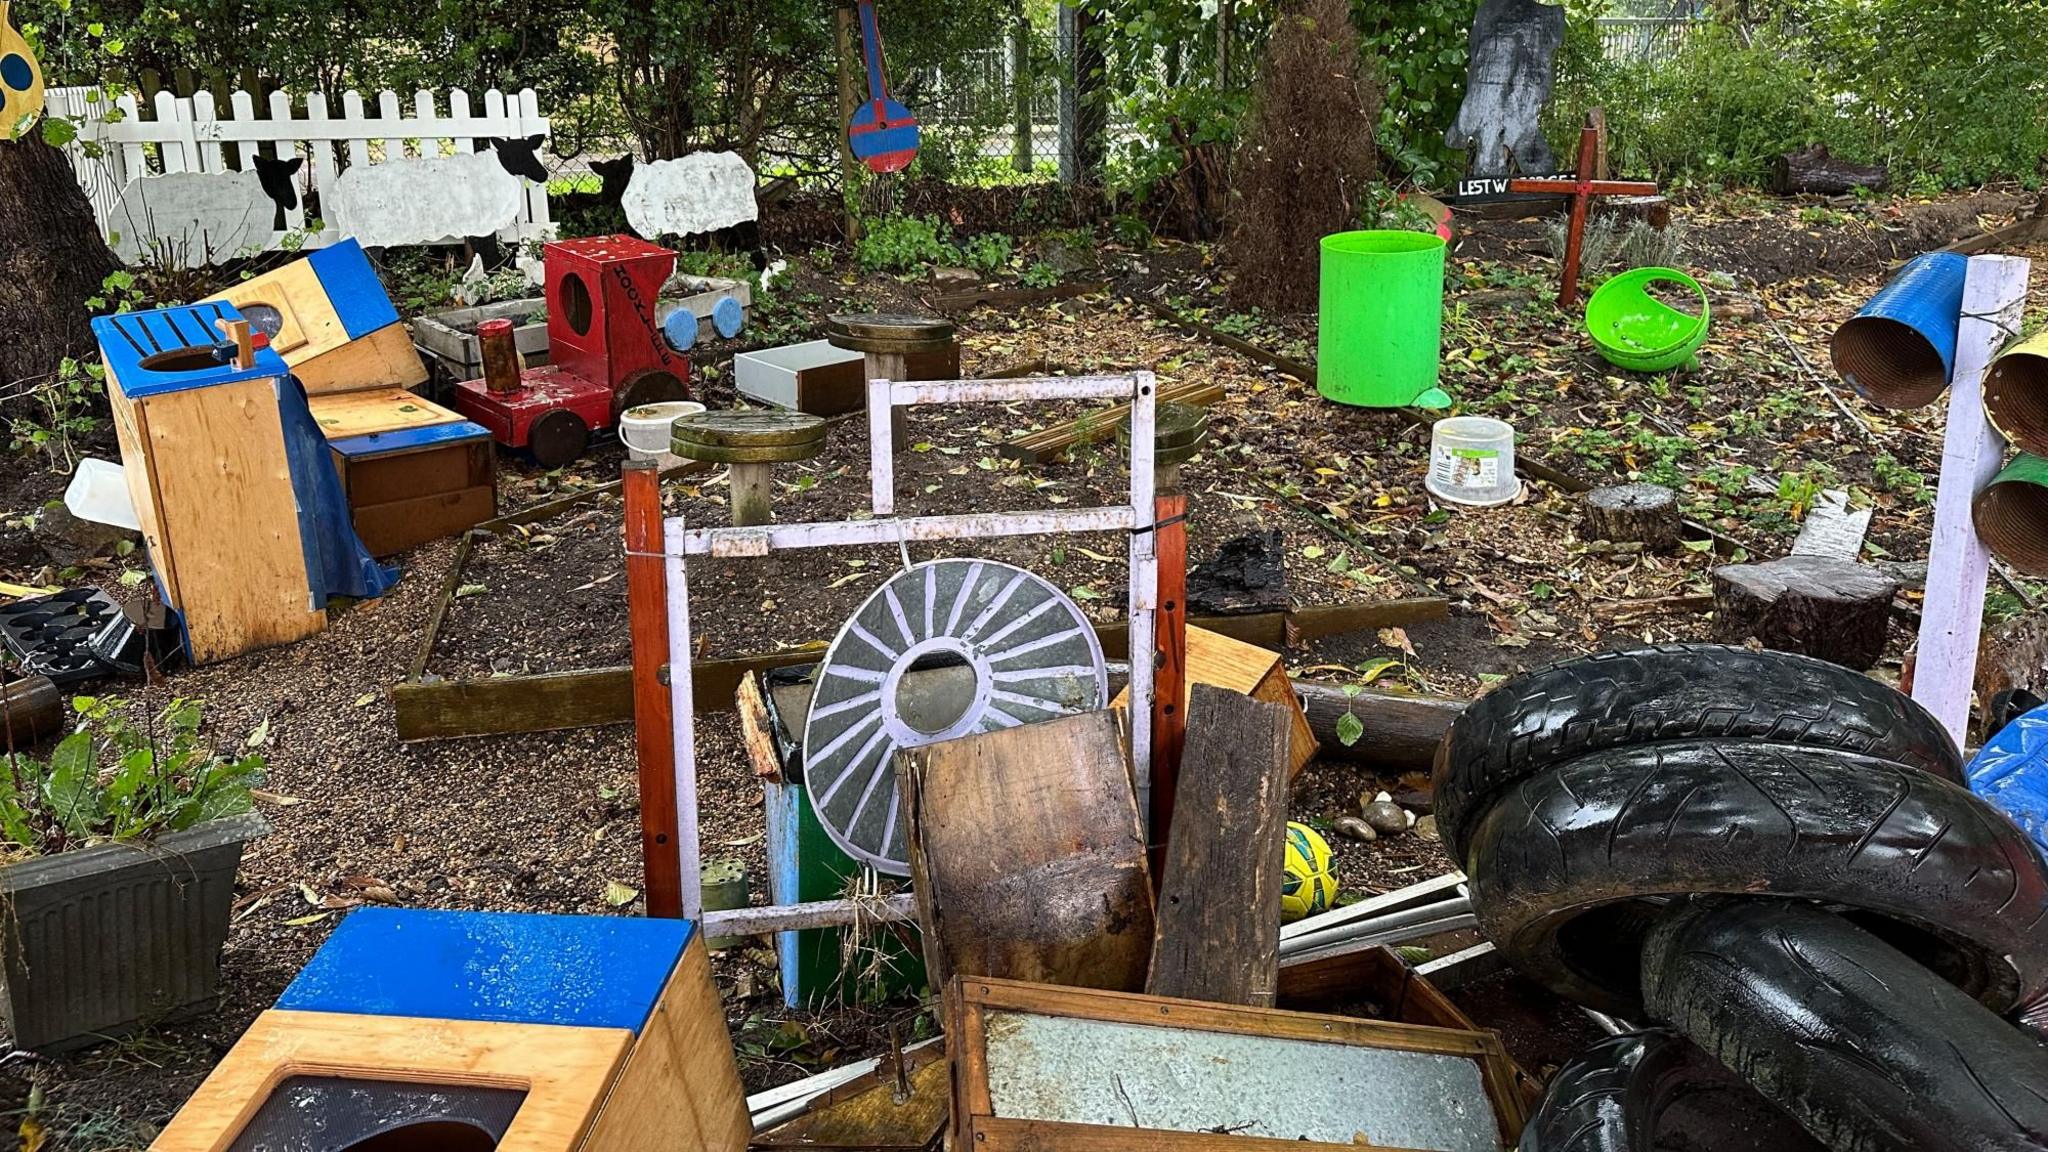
1912 255 2031 744
665 372 1160 926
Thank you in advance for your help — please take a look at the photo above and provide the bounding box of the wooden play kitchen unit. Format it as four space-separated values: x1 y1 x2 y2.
668 410 827 526
148 908 749 1151
452 235 692 468
94 303 334 664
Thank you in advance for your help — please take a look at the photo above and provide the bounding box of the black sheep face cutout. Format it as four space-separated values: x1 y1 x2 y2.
253 155 303 212
484 135 549 183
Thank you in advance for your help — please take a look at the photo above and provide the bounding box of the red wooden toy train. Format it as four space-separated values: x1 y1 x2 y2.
450 235 692 467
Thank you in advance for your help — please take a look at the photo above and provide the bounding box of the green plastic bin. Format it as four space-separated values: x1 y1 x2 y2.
1318 231 1451 409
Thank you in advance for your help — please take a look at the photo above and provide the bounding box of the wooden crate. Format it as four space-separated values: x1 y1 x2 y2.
96 304 327 665
412 296 553 381
949 977 1526 1152
310 388 497 556
1115 624 1320 777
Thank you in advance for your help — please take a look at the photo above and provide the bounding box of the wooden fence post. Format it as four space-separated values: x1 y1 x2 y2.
624 461 683 918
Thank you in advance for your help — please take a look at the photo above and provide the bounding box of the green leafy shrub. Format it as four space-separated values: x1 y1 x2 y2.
959 232 1015 275
0 698 262 860
855 215 960 274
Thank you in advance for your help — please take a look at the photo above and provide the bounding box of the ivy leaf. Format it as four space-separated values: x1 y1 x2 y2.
40 117 78 149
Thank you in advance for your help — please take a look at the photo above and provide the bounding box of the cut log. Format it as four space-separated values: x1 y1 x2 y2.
1711 555 1900 669
1294 682 1465 769
1770 145 1887 196
1580 483 1681 551
898 710 1153 1002
1147 685 1290 1007
1595 194 1670 230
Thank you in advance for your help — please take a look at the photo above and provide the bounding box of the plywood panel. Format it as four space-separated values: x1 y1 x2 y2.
584 936 750 1152
149 1009 633 1152
293 321 430 393
308 386 465 440
1115 625 1318 777
105 373 179 605
144 379 324 662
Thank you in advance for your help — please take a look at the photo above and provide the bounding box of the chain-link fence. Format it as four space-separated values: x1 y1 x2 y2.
912 22 1067 184
1596 17 1705 65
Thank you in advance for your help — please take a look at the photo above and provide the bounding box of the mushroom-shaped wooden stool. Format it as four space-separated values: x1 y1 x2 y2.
825 312 958 451
1119 402 1209 492
670 411 827 526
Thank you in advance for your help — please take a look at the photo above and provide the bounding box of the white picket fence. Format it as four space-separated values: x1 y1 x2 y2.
46 85 554 257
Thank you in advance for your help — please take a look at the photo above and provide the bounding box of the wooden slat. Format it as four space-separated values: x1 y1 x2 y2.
901 712 1154 1001
929 280 1109 311
408 530 476 682
1147 685 1289 1007
999 378 1225 463
969 1117 1429 1152
624 462 683 918
1150 489 1188 864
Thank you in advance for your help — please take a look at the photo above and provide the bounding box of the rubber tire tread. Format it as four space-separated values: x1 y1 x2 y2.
1520 1029 1824 1152
1466 740 2048 1017
1643 898 2048 1152
1435 644 1962 863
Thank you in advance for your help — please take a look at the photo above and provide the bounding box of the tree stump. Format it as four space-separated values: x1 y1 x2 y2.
1712 555 1900 670
1580 483 1680 550
1770 145 1887 196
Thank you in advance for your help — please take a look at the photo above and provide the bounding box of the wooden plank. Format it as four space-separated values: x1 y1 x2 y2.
307 386 465 440
351 484 497 558
391 651 825 741
969 1117 1429 1152
625 461 683 919
735 670 786 784
293 321 431 393
1151 489 1188 868
900 711 1154 1000
407 529 476 682
148 1009 632 1151
1790 488 1872 560
583 936 750 1152
753 1045 949 1150
1937 213 2046 257
1914 254 2032 742
999 378 1225 463
1147 684 1289 1007
930 280 1109 311
1295 681 1465 769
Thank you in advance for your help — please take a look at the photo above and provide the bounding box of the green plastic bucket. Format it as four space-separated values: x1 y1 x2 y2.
1973 453 2048 576
1318 231 1450 408
1585 267 1711 373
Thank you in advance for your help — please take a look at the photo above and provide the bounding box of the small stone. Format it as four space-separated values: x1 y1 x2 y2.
1393 789 1434 814
1334 815 1378 843
1362 801 1410 838
1415 815 1440 842
930 265 979 286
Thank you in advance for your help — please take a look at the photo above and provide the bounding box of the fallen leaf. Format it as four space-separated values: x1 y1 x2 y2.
353 692 378 707
245 716 270 747
362 885 401 906
283 911 332 927
1377 627 1415 656
455 583 488 598
251 789 303 807
603 881 640 908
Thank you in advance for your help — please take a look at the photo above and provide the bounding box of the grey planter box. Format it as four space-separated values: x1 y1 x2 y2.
0 812 267 1052
410 297 551 383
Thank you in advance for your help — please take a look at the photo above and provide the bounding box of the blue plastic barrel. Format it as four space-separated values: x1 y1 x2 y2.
1830 251 1967 410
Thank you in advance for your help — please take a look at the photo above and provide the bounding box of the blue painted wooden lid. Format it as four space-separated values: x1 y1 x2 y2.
93 302 291 398
277 908 697 1032
328 419 491 459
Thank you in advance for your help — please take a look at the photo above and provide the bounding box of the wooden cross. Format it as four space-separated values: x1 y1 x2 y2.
1510 123 1658 308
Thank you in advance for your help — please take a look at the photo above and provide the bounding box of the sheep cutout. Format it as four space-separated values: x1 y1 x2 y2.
108 169 282 265
326 150 526 249
621 152 758 240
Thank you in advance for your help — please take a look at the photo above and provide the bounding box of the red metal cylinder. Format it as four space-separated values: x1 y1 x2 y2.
478 317 521 395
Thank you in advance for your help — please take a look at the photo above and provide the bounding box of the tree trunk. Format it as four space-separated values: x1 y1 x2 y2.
1581 483 1681 550
1770 145 1887 196
0 138 120 400
1712 555 1899 670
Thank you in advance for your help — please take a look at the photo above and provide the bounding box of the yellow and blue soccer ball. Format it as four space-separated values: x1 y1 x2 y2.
1281 821 1338 922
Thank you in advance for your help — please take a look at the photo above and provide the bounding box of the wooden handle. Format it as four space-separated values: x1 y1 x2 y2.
214 318 255 369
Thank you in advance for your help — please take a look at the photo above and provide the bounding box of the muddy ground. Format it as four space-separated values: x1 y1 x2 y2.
0 185 2042 1147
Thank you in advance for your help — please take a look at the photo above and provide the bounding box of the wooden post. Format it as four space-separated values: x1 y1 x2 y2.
624 461 683 918
1913 254 2033 743
1508 122 1657 309
1011 7 1033 174
1149 488 1187 880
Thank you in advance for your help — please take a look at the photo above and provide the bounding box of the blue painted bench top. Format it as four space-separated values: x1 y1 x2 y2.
328 419 491 459
277 908 697 1032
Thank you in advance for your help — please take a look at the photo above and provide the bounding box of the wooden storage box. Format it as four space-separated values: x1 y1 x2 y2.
309 387 497 556
735 340 867 415
95 303 327 665
1115 624 1320 777
151 909 750 1152
203 239 428 395
412 296 553 382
